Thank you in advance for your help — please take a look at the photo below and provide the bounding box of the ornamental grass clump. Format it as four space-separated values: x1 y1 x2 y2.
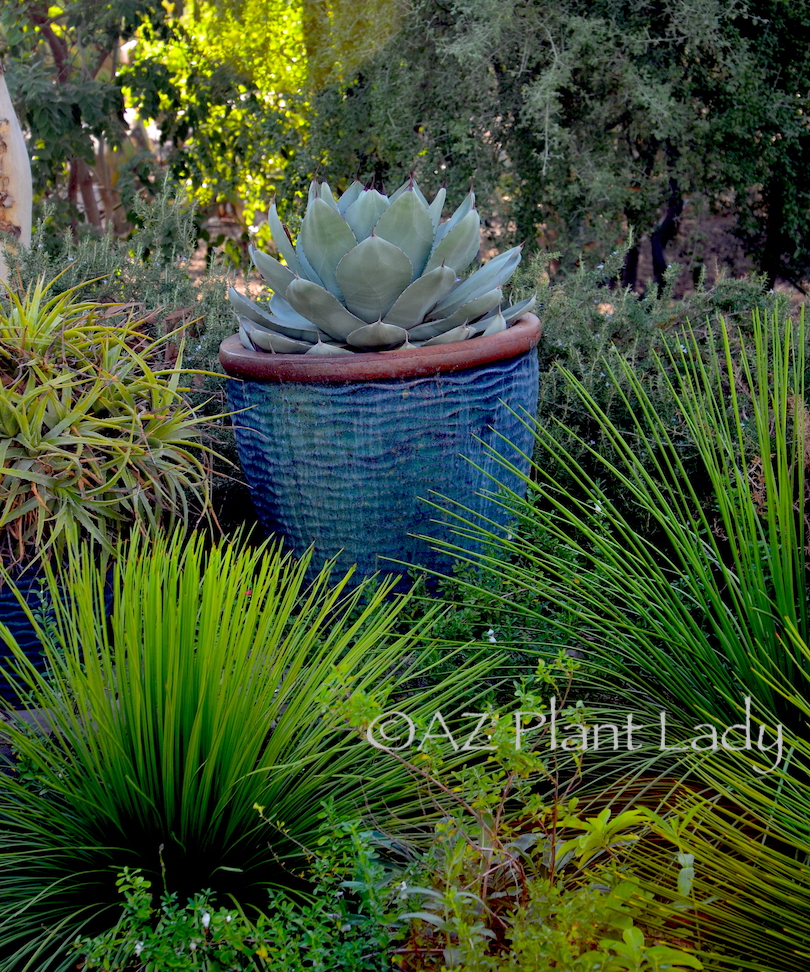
0 274 214 572
0 531 495 971
228 175 535 354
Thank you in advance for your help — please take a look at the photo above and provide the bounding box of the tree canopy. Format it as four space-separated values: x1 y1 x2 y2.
2 0 809 286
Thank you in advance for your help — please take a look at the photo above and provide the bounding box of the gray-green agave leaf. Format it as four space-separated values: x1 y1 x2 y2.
337 179 364 215
374 189 434 280
421 324 473 346
268 201 303 276
346 321 409 350
501 295 537 322
269 293 318 327
469 297 538 336
228 287 278 329
297 197 357 298
480 309 507 337
383 266 457 327
432 244 523 319
343 189 390 242
408 288 502 339
240 318 314 353
336 236 414 323
250 245 296 298
235 175 525 354
427 187 446 233
305 339 355 356
424 209 481 276
433 189 475 246
295 241 326 289
285 277 368 342
319 180 340 212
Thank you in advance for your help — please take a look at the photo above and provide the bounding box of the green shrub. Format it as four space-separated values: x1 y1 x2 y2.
75 813 397 972
524 245 791 491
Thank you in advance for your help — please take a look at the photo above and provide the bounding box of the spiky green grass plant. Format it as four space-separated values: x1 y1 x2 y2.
0 532 495 971
420 307 809 969
429 307 807 737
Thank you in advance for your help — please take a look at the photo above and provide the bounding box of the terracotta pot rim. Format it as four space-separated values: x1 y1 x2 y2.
218 313 542 383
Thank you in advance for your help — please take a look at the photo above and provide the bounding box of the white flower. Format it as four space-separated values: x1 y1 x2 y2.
134 942 144 957
202 912 211 929
485 628 497 643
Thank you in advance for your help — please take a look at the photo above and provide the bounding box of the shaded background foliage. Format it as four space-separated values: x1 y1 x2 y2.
1 0 809 284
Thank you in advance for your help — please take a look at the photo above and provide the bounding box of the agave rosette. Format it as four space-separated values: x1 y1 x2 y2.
229 176 535 355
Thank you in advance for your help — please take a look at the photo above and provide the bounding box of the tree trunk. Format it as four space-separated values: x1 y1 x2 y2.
0 67 33 280
650 178 683 291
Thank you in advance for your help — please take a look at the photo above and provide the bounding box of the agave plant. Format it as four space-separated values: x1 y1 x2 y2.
229 176 535 354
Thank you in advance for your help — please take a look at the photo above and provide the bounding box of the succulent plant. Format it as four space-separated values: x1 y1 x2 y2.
229 176 535 355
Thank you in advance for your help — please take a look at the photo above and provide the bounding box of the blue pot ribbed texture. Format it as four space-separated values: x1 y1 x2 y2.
0 572 52 704
228 348 539 581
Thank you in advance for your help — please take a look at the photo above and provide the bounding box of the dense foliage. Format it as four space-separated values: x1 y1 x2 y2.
300 0 810 287
3 1 810 287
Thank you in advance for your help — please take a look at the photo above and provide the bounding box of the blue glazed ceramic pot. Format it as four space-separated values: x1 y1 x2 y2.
0 571 52 704
219 315 541 582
